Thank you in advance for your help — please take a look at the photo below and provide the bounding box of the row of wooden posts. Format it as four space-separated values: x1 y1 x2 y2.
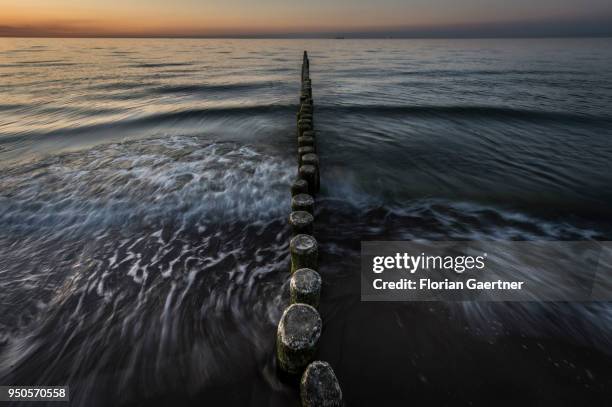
275 51 343 407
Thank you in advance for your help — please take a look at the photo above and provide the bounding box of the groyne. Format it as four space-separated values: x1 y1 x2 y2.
276 51 343 407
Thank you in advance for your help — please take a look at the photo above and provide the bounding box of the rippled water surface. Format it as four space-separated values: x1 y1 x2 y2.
1 38 612 406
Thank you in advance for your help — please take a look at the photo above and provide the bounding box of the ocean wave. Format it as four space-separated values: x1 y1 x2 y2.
329 67 585 79
149 82 277 95
317 196 603 243
0 104 296 143
0 103 27 112
0 61 79 68
4 102 607 145
313 196 612 356
131 62 194 68
397 68 585 77
0 136 294 404
0 136 294 235
317 104 612 124
89 81 156 91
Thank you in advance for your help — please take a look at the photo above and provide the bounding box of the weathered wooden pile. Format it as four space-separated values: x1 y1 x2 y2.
276 51 343 407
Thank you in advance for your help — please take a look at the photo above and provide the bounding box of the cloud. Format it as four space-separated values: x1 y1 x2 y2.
0 19 104 37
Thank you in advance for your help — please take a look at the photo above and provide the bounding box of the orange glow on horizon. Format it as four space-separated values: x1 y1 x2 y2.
1 1 433 36
1 0 611 37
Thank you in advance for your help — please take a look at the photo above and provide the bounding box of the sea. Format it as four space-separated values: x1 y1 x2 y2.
1 37 611 406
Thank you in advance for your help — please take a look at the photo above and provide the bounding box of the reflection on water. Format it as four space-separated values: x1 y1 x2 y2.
1 38 612 406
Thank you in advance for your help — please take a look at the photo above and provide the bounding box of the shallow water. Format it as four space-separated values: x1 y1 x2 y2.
1 38 612 406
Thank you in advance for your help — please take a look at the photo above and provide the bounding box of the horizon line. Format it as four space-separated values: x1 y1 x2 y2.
3 15 612 39
2 34 612 39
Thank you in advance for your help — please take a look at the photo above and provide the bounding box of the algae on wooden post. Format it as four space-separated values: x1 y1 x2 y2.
290 268 322 308
291 193 314 214
289 211 314 236
276 304 322 374
290 234 318 273
300 361 343 407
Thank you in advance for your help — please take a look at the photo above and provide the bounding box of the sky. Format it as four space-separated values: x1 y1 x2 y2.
1 0 612 38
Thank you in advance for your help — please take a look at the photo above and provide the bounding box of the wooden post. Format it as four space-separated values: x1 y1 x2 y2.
301 361 343 407
291 179 309 196
289 211 314 235
276 51 342 399
298 146 316 166
298 136 315 148
290 268 322 308
276 303 321 375
291 193 314 214
290 234 318 273
299 165 318 195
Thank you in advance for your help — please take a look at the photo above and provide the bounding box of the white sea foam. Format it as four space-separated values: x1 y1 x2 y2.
0 135 294 397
